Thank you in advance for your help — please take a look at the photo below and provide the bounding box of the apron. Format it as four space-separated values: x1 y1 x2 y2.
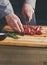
10 0 24 12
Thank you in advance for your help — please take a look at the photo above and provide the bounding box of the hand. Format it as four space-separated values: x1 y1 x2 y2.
22 3 34 22
5 13 24 33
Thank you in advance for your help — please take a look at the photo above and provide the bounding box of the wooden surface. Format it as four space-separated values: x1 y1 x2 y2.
0 26 47 47
0 46 47 65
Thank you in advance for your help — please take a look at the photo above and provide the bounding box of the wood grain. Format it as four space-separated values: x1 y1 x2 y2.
0 26 47 47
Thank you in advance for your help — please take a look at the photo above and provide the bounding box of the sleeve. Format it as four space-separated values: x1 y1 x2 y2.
0 0 14 19
24 0 36 9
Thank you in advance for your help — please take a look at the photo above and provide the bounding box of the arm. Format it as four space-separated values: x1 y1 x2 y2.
0 0 14 19
24 0 36 9
0 0 24 32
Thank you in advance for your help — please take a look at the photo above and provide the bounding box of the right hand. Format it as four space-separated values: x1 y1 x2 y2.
22 3 34 22
5 13 24 33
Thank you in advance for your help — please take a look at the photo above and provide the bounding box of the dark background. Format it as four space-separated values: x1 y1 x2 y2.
35 0 47 25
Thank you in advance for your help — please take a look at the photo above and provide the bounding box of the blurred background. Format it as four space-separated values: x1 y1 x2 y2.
35 0 47 25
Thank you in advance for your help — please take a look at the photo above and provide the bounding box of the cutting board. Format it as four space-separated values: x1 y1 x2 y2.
0 26 47 47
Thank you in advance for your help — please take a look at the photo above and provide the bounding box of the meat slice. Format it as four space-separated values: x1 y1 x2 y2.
23 25 43 35
36 26 43 35
23 25 35 35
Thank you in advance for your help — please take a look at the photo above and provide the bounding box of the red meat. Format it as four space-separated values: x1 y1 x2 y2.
23 25 43 35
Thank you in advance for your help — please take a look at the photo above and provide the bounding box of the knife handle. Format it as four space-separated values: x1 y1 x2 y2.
0 34 7 40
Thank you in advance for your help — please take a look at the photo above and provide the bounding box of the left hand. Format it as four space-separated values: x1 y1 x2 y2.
22 3 34 22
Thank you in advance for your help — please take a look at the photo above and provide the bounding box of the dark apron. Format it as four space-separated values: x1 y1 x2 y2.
10 0 25 12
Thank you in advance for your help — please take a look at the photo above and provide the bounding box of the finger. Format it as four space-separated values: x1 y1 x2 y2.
13 19 21 32
14 15 24 32
32 9 34 13
11 23 21 32
10 24 17 31
7 19 18 32
17 20 24 32
9 16 21 32
28 15 32 22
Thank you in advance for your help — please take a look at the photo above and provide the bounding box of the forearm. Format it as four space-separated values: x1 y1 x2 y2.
0 0 14 19
24 0 36 9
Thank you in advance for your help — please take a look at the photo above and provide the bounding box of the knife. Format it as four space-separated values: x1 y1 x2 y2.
0 33 7 40
0 29 19 40
0 29 8 40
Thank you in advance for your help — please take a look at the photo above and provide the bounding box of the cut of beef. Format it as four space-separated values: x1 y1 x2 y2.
23 25 43 35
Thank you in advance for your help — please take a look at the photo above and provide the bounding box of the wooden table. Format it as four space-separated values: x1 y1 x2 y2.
0 26 47 47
